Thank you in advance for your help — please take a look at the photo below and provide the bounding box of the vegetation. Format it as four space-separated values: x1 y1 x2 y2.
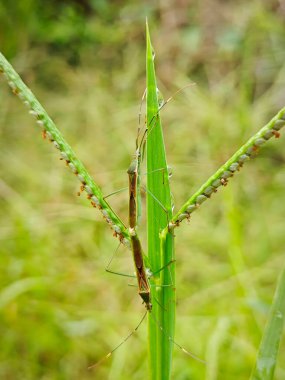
1 2 285 379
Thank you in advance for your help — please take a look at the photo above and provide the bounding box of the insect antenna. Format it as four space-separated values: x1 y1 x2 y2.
137 82 196 153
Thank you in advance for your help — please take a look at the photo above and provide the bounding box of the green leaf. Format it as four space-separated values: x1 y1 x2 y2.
250 264 285 380
146 20 175 380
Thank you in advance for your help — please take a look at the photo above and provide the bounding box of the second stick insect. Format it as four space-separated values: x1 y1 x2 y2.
127 135 152 311
126 89 180 311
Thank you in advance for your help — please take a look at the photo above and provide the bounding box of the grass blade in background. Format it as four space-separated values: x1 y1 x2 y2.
250 264 285 380
146 22 175 380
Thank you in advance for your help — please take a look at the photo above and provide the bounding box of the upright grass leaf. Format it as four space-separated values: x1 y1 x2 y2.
250 264 285 380
146 22 175 380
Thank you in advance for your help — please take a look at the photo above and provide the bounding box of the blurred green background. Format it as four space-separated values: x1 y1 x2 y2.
1 1 285 379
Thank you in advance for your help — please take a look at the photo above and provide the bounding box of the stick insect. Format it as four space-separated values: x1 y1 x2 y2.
107 84 196 310
89 85 204 369
124 84 205 364
127 148 152 310
127 111 177 309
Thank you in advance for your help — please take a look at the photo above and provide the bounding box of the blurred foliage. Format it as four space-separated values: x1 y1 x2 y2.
1 1 285 379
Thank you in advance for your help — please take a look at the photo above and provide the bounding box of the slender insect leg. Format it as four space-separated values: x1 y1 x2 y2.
151 259 176 277
150 265 174 289
145 187 171 225
103 186 128 200
150 261 175 311
88 311 148 370
152 294 168 311
149 312 206 364
138 88 147 130
140 88 182 146
105 268 136 279
146 83 196 140
142 165 172 184
105 243 136 278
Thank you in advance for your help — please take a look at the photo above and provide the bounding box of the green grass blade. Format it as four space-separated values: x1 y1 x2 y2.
250 264 285 380
165 108 285 234
146 22 175 380
0 52 130 246
0 277 50 309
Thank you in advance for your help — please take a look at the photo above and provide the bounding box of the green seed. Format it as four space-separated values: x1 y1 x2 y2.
53 141 60 150
186 204 196 213
78 174 85 183
102 209 109 218
69 163 77 173
114 226 122 234
239 154 250 163
60 152 69 161
91 195 100 206
178 213 189 221
36 120 44 127
255 138 266 146
229 163 239 172
85 186 93 195
196 195 207 204
221 171 232 179
204 186 215 196
273 119 285 130
246 147 254 155
212 179 221 188
263 130 274 140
